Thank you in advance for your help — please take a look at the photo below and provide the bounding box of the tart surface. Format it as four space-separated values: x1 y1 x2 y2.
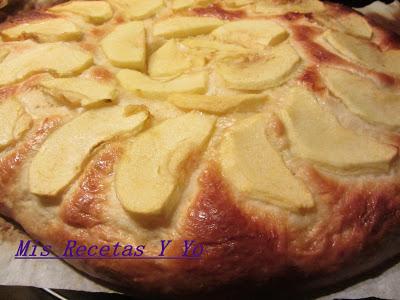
0 0 400 294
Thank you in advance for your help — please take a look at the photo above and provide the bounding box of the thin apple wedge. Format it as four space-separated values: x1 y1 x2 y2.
219 114 314 211
29 106 149 196
40 77 117 107
167 93 267 114
49 1 113 24
279 86 397 172
217 43 300 90
148 40 192 77
101 21 146 70
0 43 93 86
115 112 216 216
212 20 288 48
321 68 400 127
153 16 223 39
0 99 31 149
1 18 82 42
117 69 207 98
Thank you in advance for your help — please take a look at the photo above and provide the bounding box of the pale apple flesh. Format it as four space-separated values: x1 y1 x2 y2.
325 30 400 76
279 87 397 172
0 98 32 149
152 16 223 39
49 1 113 24
217 43 300 90
148 40 192 78
219 114 314 211
115 112 216 216
321 68 400 127
0 43 93 86
29 107 148 196
211 20 289 48
39 77 117 107
101 22 146 70
167 93 267 114
117 69 207 98
109 0 164 19
1 18 82 43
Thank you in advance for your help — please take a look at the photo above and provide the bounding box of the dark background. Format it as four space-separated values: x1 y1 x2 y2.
330 0 395 7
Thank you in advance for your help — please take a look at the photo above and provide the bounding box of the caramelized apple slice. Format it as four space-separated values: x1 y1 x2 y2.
117 69 207 98
279 86 397 172
153 16 223 39
29 107 148 196
0 43 92 86
2 18 82 42
0 99 31 149
217 43 300 90
167 93 267 114
219 114 313 211
115 112 216 216
40 77 117 107
101 21 146 70
49 1 113 24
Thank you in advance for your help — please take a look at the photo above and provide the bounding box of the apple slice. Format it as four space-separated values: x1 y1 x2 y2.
0 43 92 86
212 20 288 48
1 18 82 42
148 40 192 77
225 0 253 7
29 106 148 196
115 112 216 216
167 93 267 114
40 77 117 107
153 16 223 39
315 12 372 39
325 31 400 76
0 99 31 149
117 69 207 98
279 86 397 172
321 68 400 127
217 42 300 90
182 36 248 55
255 0 324 15
108 0 163 19
219 114 313 211
101 21 146 70
49 1 113 24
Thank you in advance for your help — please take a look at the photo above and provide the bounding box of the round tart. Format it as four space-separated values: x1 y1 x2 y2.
0 0 400 294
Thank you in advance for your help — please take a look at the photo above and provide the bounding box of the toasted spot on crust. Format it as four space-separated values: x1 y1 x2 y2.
288 168 400 273
192 4 245 20
89 66 115 82
0 11 57 30
298 66 325 93
60 145 121 228
176 164 286 284
0 117 61 201
0 85 18 101
291 24 399 87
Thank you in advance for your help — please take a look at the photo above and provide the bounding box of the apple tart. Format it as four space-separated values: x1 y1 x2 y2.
0 0 400 294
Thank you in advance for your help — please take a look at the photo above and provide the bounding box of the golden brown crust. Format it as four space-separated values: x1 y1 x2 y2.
0 0 400 295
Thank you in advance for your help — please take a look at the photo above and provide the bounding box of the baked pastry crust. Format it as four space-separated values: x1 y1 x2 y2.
0 0 400 295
